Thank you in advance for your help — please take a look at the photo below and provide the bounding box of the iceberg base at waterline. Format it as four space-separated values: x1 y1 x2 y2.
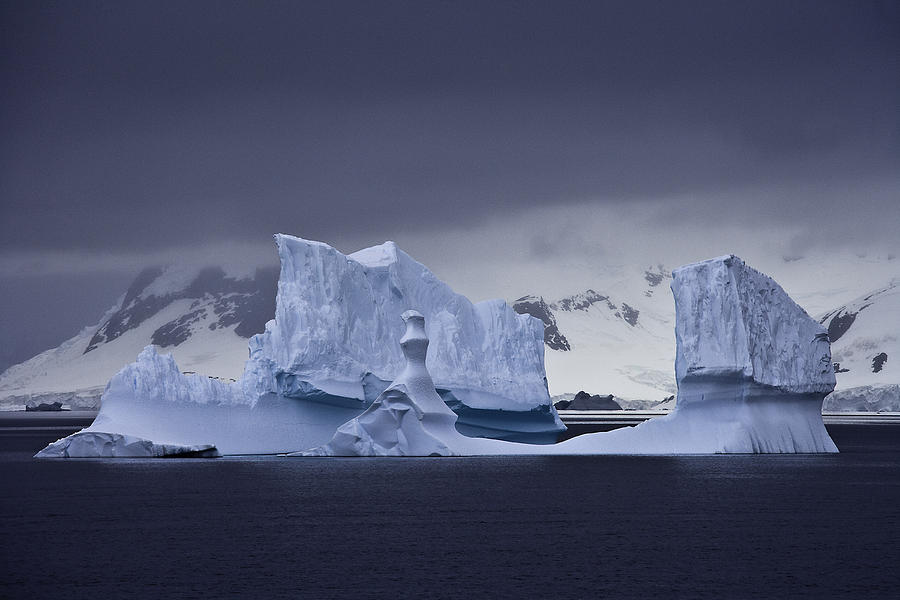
36 431 220 458
547 378 836 455
297 364 838 457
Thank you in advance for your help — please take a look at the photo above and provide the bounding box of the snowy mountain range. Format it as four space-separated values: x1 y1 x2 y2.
820 279 899 411
513 264 677 407
1 254 897 411
0 265 277 409
513 258 898 410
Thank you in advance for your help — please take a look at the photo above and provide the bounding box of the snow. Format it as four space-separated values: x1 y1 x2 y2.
300 256 838 456
535 264 678 403
824 384 900 412
822 279 899 392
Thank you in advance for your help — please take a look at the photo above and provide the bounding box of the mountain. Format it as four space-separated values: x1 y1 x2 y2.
514 264 678 403
514 256 899 410
819 279 900 411
0 265 277 409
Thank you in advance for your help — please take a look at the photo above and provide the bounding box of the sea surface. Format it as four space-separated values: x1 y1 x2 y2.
1 424 898 599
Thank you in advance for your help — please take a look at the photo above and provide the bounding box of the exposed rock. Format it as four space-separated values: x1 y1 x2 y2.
25 400 64 412
85 265 278 353
512 295 570 351
565 391 622 410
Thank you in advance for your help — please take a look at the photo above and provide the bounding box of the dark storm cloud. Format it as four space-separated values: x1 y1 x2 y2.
1 0 898 370
1 0 898 254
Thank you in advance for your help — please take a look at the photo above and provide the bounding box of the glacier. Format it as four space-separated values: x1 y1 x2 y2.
36 235 563 457
302 255 839 456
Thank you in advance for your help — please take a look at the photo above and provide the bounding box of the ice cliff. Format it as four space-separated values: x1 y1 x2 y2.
241 235 562 442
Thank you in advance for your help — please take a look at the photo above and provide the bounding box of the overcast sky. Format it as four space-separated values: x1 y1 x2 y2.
1 0 898 370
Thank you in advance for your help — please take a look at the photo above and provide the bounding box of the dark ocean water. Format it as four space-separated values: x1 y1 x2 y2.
1 425 899 600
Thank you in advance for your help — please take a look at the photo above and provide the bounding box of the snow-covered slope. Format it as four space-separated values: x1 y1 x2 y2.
0 265 277 409
819 280 900 411
514 264 677 403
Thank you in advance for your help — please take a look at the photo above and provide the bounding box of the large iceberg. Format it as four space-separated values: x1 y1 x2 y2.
37 235 563 457
242 235 563 443
552 255 838 453
302 255 838 456
38 249 838 458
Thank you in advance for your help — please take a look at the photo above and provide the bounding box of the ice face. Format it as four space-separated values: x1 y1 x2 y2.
671 255 835 396
242 234 563 441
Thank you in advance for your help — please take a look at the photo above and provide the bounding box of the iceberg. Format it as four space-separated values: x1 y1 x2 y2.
35 346 366 456
241 234 563 443
550 255 838 454
36 432 219 458
37 235 563 457
301 255 839 456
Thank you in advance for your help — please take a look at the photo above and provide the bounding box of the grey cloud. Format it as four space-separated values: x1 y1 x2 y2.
1 0 898 368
